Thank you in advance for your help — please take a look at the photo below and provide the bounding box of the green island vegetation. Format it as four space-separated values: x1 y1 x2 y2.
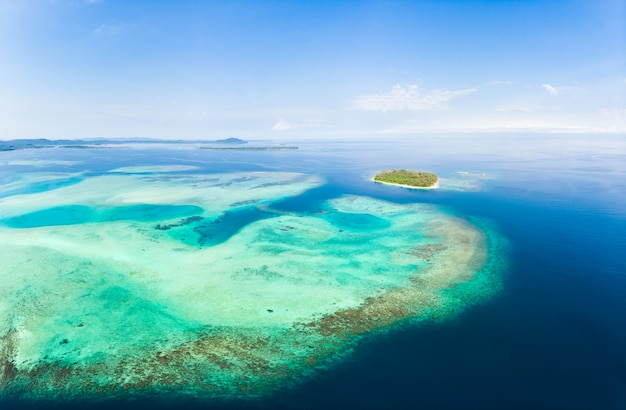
374 169 439 188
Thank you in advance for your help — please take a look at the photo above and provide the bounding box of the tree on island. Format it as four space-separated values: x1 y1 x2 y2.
374 169 438 188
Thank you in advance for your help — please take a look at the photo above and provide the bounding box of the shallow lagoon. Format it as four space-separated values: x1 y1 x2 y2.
1 134 625 409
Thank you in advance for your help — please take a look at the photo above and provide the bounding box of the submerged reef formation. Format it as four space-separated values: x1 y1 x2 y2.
0 171 506 400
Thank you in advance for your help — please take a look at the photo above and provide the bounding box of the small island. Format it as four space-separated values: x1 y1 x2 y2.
374 169 439 189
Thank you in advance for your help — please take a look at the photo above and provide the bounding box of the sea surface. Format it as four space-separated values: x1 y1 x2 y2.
0 134 624 409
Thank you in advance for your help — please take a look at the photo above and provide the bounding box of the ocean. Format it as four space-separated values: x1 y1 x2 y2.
0 134 624 409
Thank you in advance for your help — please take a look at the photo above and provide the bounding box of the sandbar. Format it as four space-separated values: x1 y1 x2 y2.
372 177 439 190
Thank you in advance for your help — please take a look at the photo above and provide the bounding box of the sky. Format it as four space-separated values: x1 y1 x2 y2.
0 0 625 140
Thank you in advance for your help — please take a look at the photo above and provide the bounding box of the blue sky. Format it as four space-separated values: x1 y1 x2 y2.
1 0 624 139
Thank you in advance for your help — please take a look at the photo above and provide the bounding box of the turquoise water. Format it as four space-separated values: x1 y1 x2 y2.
321 211 391 232
1 135 624 409
0 177 84 199
3 204 203 228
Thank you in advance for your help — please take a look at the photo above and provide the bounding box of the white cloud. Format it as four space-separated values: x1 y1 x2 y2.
541 83 558 95
354 84 476 112
495 103 539 112
94 22 123 36
597 107 626 130
272 119 293 131
271 118 330 132
485 80 515 86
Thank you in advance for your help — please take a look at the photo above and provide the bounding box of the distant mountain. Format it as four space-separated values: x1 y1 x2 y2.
214 137 247 144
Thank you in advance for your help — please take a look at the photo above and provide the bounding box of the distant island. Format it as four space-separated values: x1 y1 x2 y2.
0 137 248 151
197 146 298 151
214 137 247 144
374 169 439 189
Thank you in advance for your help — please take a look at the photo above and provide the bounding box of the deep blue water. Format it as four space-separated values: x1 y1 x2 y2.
194 207 277 247
1 135 625 409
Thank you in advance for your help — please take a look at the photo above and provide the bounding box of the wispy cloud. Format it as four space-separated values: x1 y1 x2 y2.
495 103 539 112
485 80 515 86
94 22 124 36
272 119 293 131
354 84 476 112
272 118 328 131
541 83 558 95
